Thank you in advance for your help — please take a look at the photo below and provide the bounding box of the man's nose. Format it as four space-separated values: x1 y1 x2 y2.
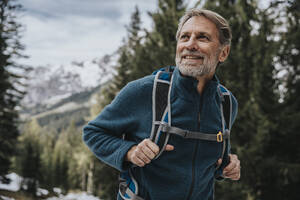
185 37 198 51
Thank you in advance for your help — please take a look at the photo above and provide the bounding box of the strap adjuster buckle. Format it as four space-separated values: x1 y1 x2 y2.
160 122 168 132
183 130 189 138
217 131 223 142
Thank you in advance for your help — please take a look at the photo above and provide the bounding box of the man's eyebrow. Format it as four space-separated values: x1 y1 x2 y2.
180 31 190 35
197 31 211 36
180 31 211 36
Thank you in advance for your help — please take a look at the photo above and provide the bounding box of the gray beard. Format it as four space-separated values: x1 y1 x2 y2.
175 51 219 78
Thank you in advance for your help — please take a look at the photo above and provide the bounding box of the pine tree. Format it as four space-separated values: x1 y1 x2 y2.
130 0 186 78
100 1 186 106
52 120 82 191
39 127 57 189
14 119 42 195
0 0 29 177
52 128 71 191
269 0 300 199
104 6 143 105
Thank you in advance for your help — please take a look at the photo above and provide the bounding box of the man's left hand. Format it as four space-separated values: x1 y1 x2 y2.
217 154 241 180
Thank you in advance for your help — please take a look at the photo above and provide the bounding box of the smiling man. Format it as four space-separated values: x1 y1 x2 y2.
83 8 240 200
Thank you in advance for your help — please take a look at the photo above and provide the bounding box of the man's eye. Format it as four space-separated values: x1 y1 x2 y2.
180 35 189 40
198 35 209 40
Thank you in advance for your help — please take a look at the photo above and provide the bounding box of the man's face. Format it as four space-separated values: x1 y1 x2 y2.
176 16 227 78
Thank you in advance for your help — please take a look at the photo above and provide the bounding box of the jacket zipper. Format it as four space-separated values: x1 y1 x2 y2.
186 141 198 200
186 104 201 200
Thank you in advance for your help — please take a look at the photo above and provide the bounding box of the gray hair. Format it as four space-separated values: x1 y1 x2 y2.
176 8 232 46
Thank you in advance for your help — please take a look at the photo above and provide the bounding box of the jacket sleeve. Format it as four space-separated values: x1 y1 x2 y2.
215 92 238 180
82 82 142 172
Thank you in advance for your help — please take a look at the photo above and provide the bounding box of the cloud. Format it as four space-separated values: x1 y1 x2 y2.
21 0 123 19
19 0 157 66
21 14 124 66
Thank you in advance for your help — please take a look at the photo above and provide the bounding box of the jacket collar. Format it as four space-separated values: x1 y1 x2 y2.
172 67 220 101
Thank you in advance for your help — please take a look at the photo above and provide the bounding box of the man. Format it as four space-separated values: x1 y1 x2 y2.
83 8 240 200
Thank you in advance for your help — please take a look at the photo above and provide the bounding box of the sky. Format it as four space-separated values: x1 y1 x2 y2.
18 0 269 68
19 0 200 67
17 0 270 88
19 0 156 67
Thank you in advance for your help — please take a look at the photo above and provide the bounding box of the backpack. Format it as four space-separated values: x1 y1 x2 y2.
119 66 233 200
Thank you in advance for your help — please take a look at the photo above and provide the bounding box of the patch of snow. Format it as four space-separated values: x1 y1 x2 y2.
46 192 100 200
0 173 22 192
31 101 85 119
36 188 49 196
53 187 62 194
22 184 28 190
0 195 15 200
44 93 72 107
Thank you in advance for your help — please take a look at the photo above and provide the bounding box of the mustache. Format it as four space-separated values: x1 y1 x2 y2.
180 50 206 58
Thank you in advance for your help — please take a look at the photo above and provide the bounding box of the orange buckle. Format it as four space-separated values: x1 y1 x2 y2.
217 131 223 142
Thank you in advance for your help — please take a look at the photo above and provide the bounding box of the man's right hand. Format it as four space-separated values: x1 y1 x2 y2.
125 139 174 167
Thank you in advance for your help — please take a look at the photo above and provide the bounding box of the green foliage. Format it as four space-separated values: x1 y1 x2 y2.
99 6 143 106
92 160 119 199
129 0 186 79
269 0 300 199
102 1 186 106
14 117 119 198
13 119 43 195
0 0 30 177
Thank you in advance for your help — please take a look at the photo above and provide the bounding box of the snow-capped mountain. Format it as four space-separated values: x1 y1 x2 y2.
22 54 116 108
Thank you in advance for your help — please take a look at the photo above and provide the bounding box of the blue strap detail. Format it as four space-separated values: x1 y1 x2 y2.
152 66 175 77
218 84 228 93
159 72 171 81
119 170 138 199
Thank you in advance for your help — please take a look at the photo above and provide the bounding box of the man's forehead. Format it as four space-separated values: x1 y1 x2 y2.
180 16 218 37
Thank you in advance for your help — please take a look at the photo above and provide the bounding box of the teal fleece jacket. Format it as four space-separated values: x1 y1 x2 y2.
83 67 238 200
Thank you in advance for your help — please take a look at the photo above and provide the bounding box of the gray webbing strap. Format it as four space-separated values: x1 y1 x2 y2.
160 123 230 142
124 188 145 200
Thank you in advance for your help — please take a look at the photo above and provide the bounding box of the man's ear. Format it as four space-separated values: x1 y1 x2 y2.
218 45 230 63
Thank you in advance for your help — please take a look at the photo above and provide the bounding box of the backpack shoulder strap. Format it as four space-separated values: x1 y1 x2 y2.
218 84 232 131
150 66 174 159
118 66 175 200
215 84 233 177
